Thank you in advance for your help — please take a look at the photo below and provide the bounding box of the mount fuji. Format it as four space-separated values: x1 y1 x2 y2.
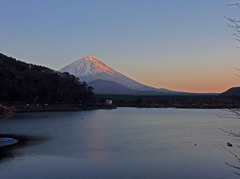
59 56 175 94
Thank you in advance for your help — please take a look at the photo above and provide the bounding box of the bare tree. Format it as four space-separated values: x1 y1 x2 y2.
226 2 240 42
222 1 240 175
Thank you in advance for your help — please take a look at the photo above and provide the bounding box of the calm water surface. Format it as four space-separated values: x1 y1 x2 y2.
0 108 239 179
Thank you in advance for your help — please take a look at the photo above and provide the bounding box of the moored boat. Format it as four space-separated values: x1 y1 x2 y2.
0 137 18 147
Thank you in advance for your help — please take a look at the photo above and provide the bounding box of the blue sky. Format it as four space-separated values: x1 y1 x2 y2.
0 0 239 92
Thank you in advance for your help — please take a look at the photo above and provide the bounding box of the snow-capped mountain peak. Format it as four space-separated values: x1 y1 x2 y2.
59 56 159 92
60 56 116 77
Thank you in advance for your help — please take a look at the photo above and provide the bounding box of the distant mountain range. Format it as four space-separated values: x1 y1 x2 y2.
59 56 218 95
221 86 240 96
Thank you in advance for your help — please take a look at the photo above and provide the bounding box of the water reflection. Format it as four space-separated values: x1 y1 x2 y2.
0 134 46 162
0 148 17 162
0 109 239 178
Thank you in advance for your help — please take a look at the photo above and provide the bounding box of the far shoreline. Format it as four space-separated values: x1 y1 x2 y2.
15 104 117 112
0 104 116 116
1 94 240 116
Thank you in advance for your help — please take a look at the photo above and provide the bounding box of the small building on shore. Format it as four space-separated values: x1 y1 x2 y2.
105 99 113 105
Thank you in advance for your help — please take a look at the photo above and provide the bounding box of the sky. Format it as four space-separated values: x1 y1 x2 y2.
0 0 239 93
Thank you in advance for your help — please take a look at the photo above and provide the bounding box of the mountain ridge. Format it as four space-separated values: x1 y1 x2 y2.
220 86 240 96
59 56 160 92
59 56 220 95
88 79 135 94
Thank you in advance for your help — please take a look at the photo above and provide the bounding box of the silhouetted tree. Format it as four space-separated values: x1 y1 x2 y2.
224 2 240 174
0 53 96 106
226 2 240 42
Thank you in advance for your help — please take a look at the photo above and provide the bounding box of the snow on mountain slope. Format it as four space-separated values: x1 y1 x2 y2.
60 56 116 77
59 56 158 91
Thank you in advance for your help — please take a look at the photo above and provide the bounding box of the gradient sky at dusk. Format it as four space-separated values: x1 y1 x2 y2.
0 0 239 93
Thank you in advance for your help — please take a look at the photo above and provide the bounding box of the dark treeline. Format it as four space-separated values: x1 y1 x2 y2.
0 53 95 106
97 94 240 108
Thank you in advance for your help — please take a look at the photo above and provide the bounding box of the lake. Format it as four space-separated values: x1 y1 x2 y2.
0 108 239 179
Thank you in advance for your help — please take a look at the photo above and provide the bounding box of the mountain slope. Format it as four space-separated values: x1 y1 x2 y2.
0 53 95 104
88 79 136 94
59 56 158 91
220 86 240 96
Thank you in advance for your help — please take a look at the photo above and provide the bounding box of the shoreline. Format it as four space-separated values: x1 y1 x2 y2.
0 104 116 116
96 94 240 109
1 94 240 115
7 105 240 114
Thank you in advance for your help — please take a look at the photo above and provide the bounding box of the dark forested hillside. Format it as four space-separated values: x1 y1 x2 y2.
221 87 240 96
0 53 95 105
